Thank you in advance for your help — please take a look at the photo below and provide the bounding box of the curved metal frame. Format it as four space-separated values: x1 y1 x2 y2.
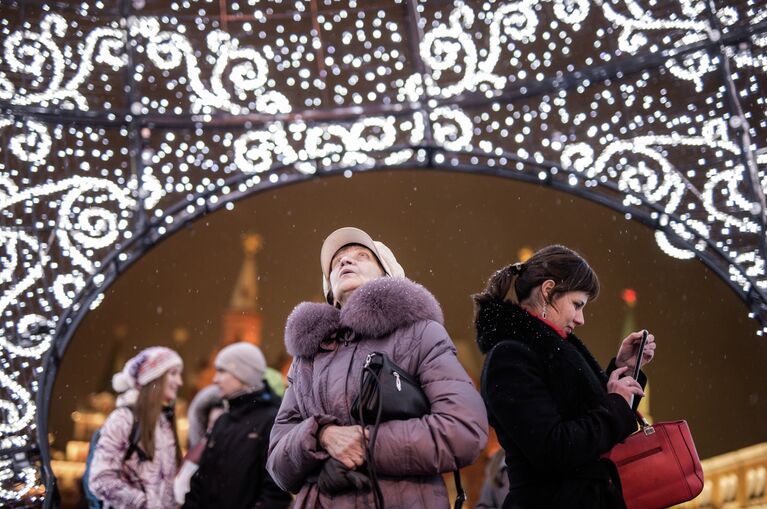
0 0 764 505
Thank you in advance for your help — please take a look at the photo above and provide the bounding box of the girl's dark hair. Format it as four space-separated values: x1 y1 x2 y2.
473 245 600 307
135 371 182 466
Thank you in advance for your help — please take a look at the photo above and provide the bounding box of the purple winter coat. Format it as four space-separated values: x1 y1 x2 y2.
267 277 488 508
89 406 178 509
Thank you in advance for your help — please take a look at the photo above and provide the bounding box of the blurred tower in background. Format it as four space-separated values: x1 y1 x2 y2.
196 234 264 389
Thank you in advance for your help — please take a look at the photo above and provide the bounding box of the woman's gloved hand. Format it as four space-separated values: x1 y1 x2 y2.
317 458 372 494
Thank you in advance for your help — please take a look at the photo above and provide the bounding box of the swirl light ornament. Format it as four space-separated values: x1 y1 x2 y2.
0 14 124 110
0 0 765 505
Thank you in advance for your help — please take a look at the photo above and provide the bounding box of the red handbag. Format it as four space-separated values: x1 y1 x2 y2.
602 416 704 509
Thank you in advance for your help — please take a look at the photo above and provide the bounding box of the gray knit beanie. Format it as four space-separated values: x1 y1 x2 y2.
215 342 266 390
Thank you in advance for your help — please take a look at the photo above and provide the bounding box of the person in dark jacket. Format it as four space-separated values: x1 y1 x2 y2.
173 384 225 504
183 342 291 509
474 245 657 509
267 227 488 509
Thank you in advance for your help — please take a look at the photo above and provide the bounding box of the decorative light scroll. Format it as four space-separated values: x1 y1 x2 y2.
0 14 124 110
0 0 766 504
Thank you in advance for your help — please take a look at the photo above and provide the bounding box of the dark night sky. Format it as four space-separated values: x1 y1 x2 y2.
50 169 767 459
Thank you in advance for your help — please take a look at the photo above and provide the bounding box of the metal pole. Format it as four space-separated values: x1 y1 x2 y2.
404 0 435 165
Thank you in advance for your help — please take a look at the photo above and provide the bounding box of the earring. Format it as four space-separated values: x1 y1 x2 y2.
541 303 548 319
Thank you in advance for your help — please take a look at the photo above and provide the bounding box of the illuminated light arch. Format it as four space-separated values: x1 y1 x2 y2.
0 0 765 504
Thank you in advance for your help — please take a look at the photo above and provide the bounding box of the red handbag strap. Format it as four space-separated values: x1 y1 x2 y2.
634 410 651 429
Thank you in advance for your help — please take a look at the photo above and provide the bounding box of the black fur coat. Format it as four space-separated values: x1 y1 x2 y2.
476 299 643 509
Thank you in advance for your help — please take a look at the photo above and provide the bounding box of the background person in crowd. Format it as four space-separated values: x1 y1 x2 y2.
474 245 656 508
173 384 223 504
267 226 488 508
185 384 224 451
475 448 510 509
89 346 183 509
183 342 291 509
83 357 144 509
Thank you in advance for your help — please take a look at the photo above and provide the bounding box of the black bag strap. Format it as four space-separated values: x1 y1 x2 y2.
358 362 386 509
123 409 148 463
453 470 465 509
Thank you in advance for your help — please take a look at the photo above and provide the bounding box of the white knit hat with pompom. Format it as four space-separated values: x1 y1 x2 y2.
112 346 183 400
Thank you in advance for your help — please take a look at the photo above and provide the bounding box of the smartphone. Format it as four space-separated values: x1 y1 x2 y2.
632 330 648 380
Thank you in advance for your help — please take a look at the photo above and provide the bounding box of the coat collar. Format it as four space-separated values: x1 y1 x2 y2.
226 386 277 418
475 298 607 383
285 277 443 359
475 298 565 354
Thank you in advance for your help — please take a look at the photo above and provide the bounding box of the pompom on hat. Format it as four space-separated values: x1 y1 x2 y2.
112 346 183 393
320 227 405 304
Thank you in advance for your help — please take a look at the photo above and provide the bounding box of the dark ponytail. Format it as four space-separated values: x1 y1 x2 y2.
473 245 599 309
472 263 526 307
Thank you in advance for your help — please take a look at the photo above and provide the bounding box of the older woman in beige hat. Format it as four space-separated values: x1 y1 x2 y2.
267 227 488 508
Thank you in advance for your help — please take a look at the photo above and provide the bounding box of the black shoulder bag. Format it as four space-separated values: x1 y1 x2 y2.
350 351 466 509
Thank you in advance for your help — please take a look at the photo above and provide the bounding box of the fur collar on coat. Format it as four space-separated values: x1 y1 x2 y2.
475 298 607 384
476 297 575 353
285 277 443 359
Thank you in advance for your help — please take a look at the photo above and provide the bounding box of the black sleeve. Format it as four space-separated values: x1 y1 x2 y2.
183 427 216 509
483 342 637 475
182 466 203 509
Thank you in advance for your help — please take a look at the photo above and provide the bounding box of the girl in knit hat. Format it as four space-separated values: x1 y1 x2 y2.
88 346 184 509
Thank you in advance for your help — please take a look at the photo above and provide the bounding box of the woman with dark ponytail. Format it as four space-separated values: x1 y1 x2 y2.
474 245 657 509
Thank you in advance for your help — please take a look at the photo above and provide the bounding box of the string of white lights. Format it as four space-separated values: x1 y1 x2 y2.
0 14 124 110
135 17 291 115
0 458 38 500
